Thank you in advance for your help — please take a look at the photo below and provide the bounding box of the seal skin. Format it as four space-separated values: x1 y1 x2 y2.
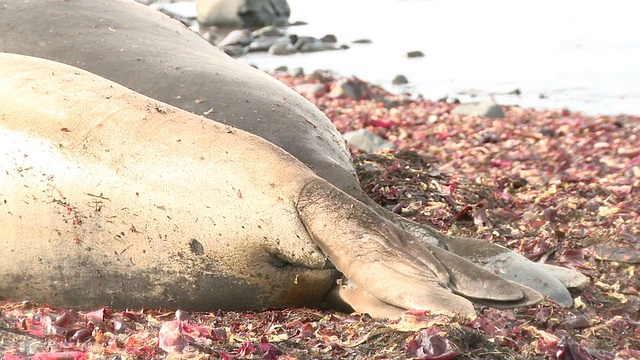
0 54 337 311
1 53 532 316
0 0 588 314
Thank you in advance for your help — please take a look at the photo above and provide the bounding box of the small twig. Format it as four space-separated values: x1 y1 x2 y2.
0 325 43 340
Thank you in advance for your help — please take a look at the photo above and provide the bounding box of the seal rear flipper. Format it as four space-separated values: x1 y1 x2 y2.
361 204 575 305
440 236 576 307
471 282 543 309
334 280 540 318
389 215 587 302
296 179 523 315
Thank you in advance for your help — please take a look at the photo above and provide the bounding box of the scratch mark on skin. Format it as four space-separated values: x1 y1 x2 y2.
120 244 133 254
47 183 66 199
85 193 111 201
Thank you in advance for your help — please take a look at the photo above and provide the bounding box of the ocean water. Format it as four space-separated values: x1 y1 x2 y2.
243 0 640 116
158 0 640 116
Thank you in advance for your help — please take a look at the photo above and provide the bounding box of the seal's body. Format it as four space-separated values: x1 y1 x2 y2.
0 54 333 310
0 0 588 315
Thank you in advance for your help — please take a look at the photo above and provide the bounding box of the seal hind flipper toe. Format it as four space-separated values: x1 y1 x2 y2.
537 263 589 289
471 282 544 310
427 245 525 302
326 278 407 319
437 235 576 307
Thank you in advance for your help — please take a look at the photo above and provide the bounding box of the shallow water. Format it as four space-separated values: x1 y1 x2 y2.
158 0 640 116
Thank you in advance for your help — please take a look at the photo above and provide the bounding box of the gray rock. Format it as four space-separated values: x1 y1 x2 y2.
299 41 342 53
252 25 286 38
293 36 318 49
453 99 505 118
271 17 290 27
196 0 290 28
343 129 396 153
218 29 254 47
293 83 325 97
199 29 221 44
437 96 461 104
248 36 288 52
329 78 368 99
392 75 409 85
320 34 338 43
311 70 336 83
269 42 297 55
291 67 304 76
220 44 248 57
407 50 424 58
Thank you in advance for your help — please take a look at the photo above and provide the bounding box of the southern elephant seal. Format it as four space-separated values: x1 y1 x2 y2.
1 53 536 316
0 0 587 313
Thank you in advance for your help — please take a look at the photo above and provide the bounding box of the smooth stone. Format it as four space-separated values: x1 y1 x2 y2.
300 42 343 53
269 42 298 55
248 36 289 52
343 129 397 153
321 34 338 43
392 75 409 85
220 44 248 57
453 99 506 118
293 83 326 98
252 25 287 38
329 78 368 100
218 29 254 47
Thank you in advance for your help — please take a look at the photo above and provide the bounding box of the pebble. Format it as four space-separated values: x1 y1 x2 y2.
269 42 298 55
218 29 254 47
407 50 424 58
453 99 505 118
248 36 289 52
221 45 248 57
293 83 326 98
392 75 409 85
343 129 397 153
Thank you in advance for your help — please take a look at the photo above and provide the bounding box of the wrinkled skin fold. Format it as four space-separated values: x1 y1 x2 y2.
0 0 589 317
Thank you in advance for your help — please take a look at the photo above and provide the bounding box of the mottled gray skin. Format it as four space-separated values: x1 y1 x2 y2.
0 0 587 314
